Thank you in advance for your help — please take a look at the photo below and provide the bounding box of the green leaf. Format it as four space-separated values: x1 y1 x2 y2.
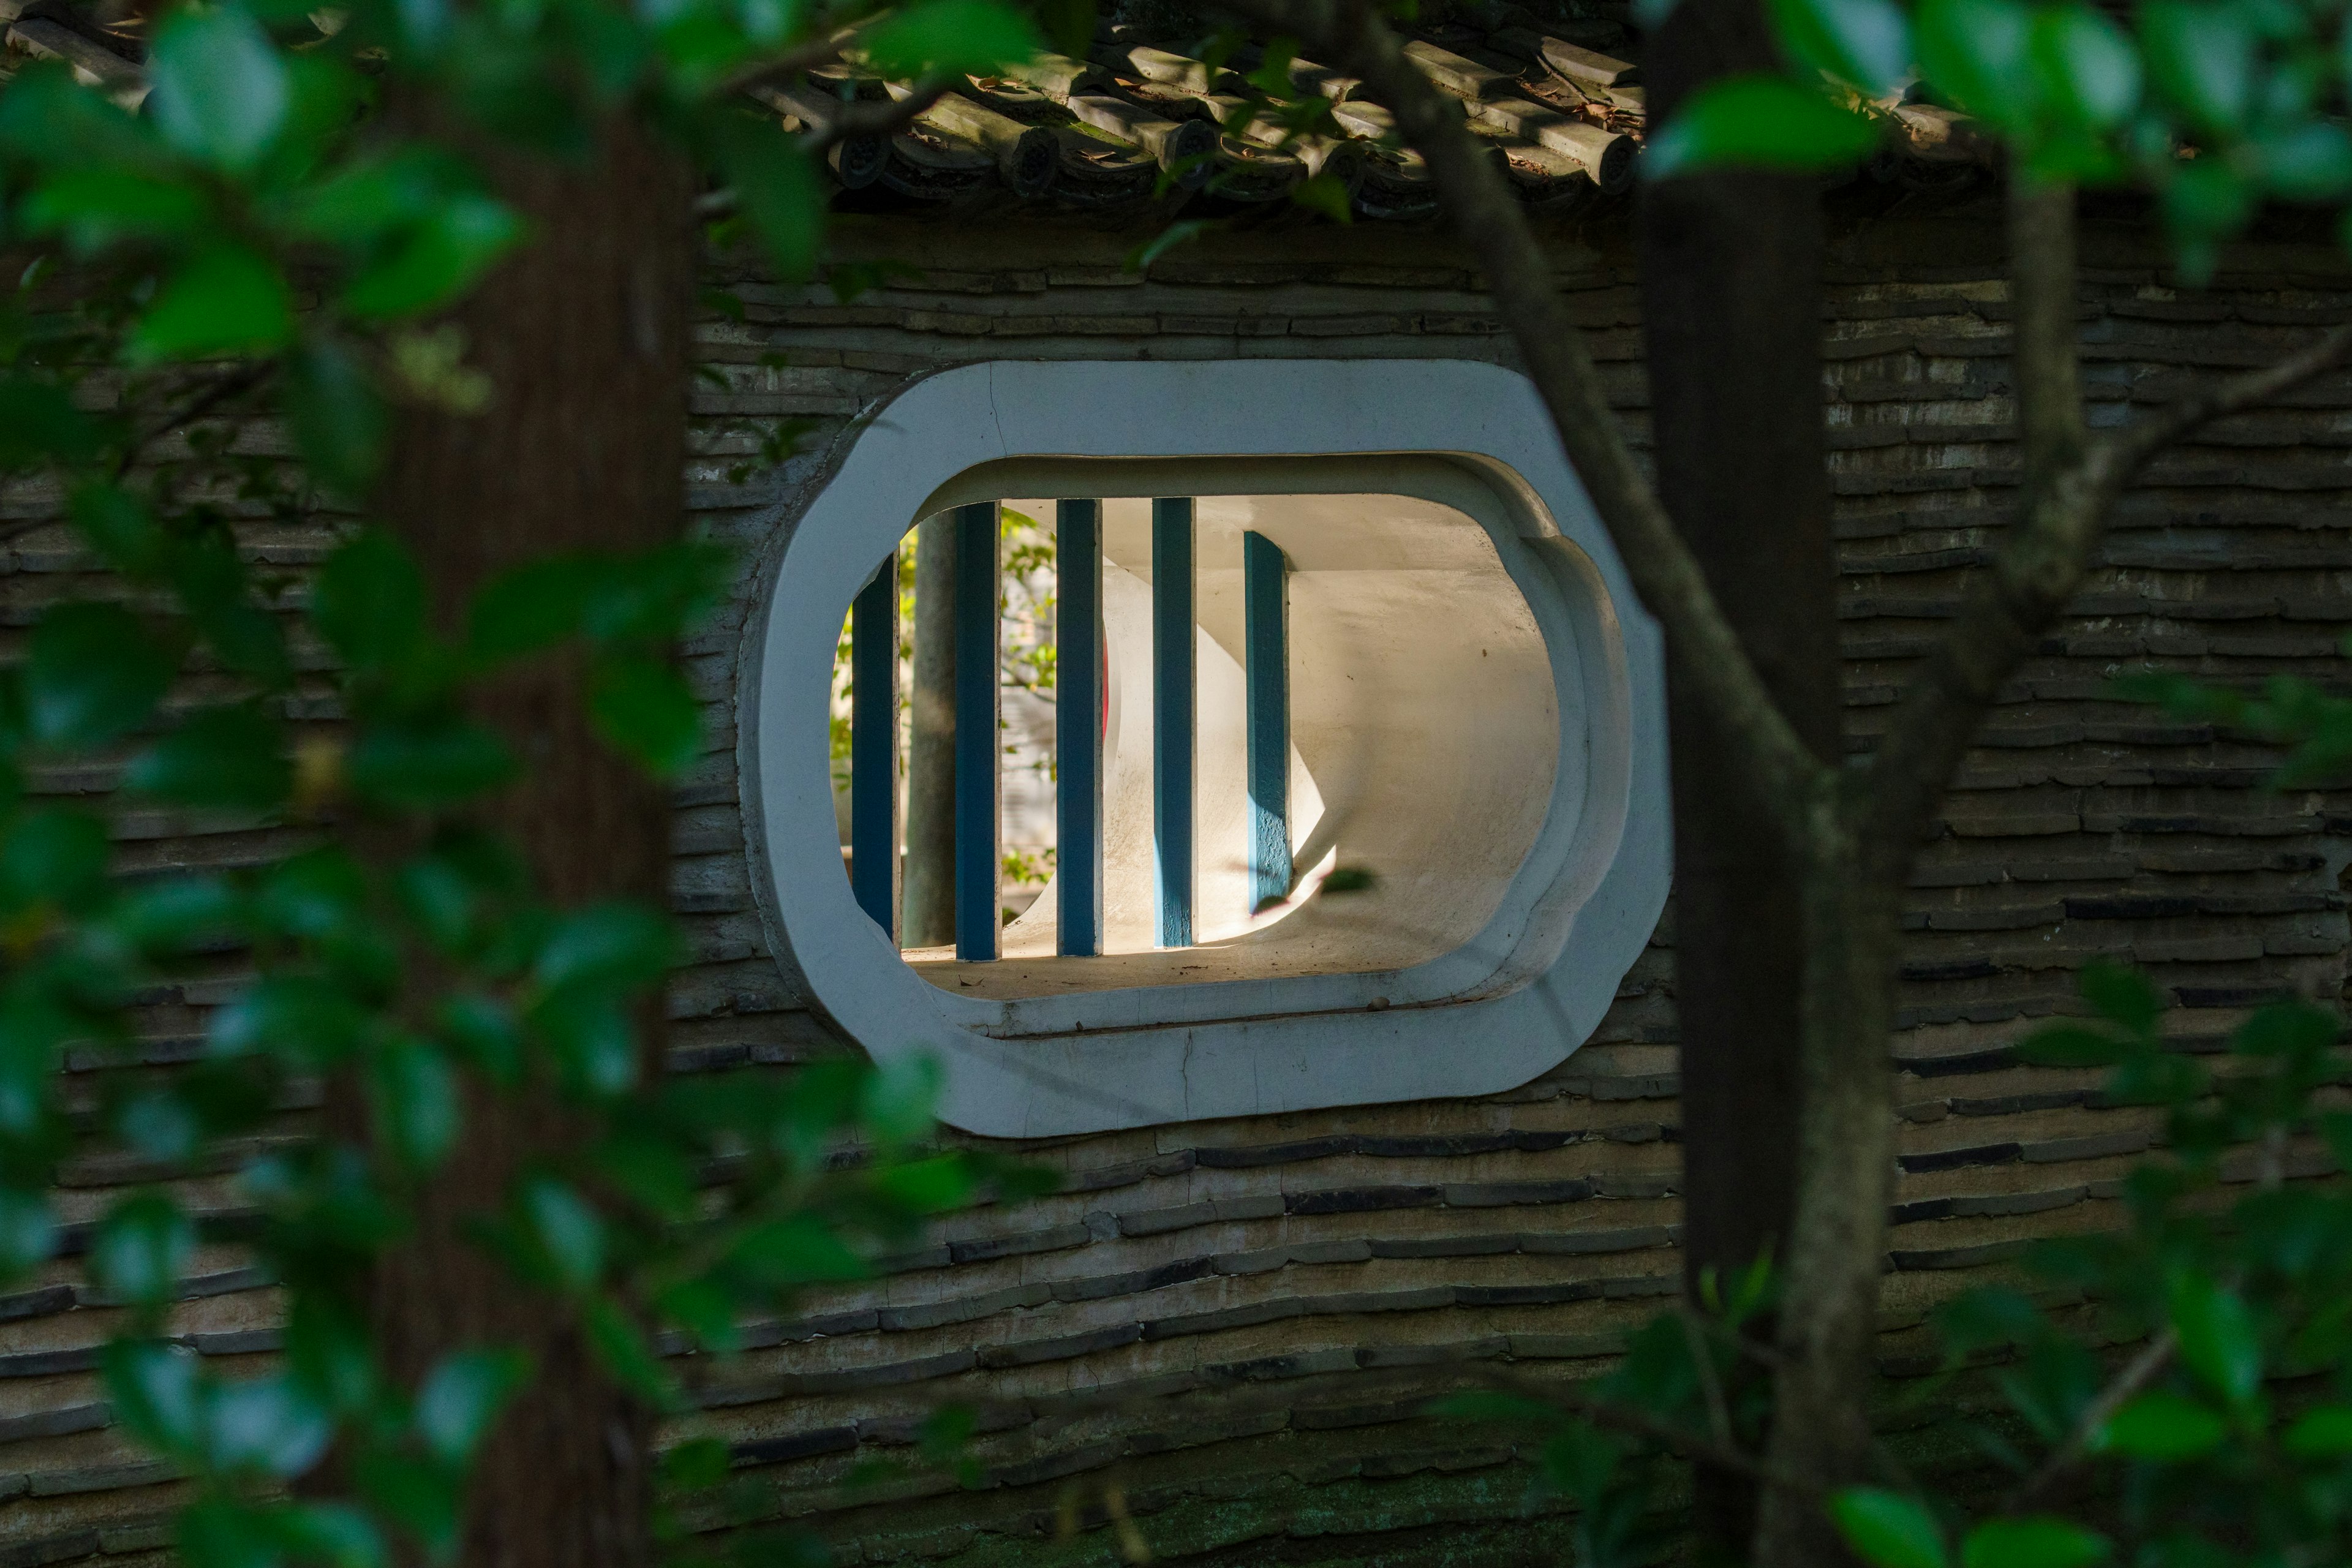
467 556 602 665
2260 123 2352 201
0 1187 55 1280
165 533 290 688
2018 1023 2126 1068
347 718 514 807
0 808 111 911
859 1054 941 1147
92 1191 194 1306
207 974 369 1065
368 1036 461 1169
2282 1404 2352 1456
1961 1520 2109 1568
582 1296 668 1401
2171 1273 2262 1406
26 603 172 748
129 246 296 362
312 530 427 671
206 1374 332 1477
661 1435 733 1490
530 989 640 1099
21 167 211 252
2094 1390 2227 1459
1643 76 1882 177
0 62 161 170
439 992 524 1083
147 4 291 170
589 655 702 775
179 1497 288 1568
70 484 163 574
2029 6 2140 130
0 379 101 472
285 339 389 499
520 1177 604 1289
277 1503 388 1568
1766 0 1909 94
709 113 823 283
534 902 674 992
106 1338 203 1452
725 1214 868 1286
126 705 291 812
1127 217 1212 272
2234 1001 2337 1060
870 1152 975 1212
342 194 525 320
413 1348 527 1467
2141 1 2256 135
862 0 1042 77
2079 961 2161 1039
1828 1488 1949 1568
1914 0 2035 123
1289 172 1353 222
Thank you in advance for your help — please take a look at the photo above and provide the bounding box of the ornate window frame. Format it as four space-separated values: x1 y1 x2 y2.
742 358 1670 1136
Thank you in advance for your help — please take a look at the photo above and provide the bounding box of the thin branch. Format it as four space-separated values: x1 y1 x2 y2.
699 78 955 219
2005 1329 2176 1510
718 26 859 99
1221 0 1836 847
115 360 277 481
1679 1306 1737 1451
1855 186 2352 878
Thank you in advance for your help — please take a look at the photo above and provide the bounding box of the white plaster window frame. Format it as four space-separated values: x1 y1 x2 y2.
743 358 1670 1136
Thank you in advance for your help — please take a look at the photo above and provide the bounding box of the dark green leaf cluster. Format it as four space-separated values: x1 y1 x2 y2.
0 0 1068 1555
1656 0 2352 273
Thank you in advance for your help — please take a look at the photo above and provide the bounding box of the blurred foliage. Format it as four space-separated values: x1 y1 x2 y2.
0 0 1058 1558
1645 0 2352 274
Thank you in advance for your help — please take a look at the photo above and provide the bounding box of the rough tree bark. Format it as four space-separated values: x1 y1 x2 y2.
363 116 693 1568
1220 2 2352 1561
1637 0 1838 1551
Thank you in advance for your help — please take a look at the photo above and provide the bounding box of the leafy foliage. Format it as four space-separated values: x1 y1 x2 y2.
0 0 1055 1558
1651 0 2352 272
1460 669 2352 1567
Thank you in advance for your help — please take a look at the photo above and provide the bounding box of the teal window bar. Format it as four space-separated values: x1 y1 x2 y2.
1243 530 1291 911
1153 497 1194 949
952 501 1000 962
1057 500 1103 957
849 552 898 935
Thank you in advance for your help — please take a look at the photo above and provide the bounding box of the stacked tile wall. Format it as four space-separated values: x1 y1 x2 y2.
3 195 2349 1567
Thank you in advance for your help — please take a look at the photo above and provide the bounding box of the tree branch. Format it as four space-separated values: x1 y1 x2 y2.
2005 1329 2176 1510
1222 0 1836 842
698 78 954 219
1855 187 2352 880
115 360 278 481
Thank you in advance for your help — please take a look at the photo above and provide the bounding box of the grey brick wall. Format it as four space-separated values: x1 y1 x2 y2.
3 198 2349 1566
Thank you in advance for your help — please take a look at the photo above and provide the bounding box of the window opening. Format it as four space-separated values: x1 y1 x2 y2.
828 485 1558 1001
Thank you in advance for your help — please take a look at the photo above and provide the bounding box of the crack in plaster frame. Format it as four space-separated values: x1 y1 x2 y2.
744 359 1670 1136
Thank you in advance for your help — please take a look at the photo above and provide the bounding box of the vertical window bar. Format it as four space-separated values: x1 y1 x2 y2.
952 501 1001 962
1056 499 1103 957
849 551 898 936
1243 530 1291 912
1152 497 1195 949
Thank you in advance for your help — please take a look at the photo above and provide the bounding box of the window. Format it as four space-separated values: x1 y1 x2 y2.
750 360 1667 1135
832 488 1563 1003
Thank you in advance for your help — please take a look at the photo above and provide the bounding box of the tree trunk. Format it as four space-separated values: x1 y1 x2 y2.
1753 833 1902 1568
1637 0 1838 1555
363 115 692 1568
